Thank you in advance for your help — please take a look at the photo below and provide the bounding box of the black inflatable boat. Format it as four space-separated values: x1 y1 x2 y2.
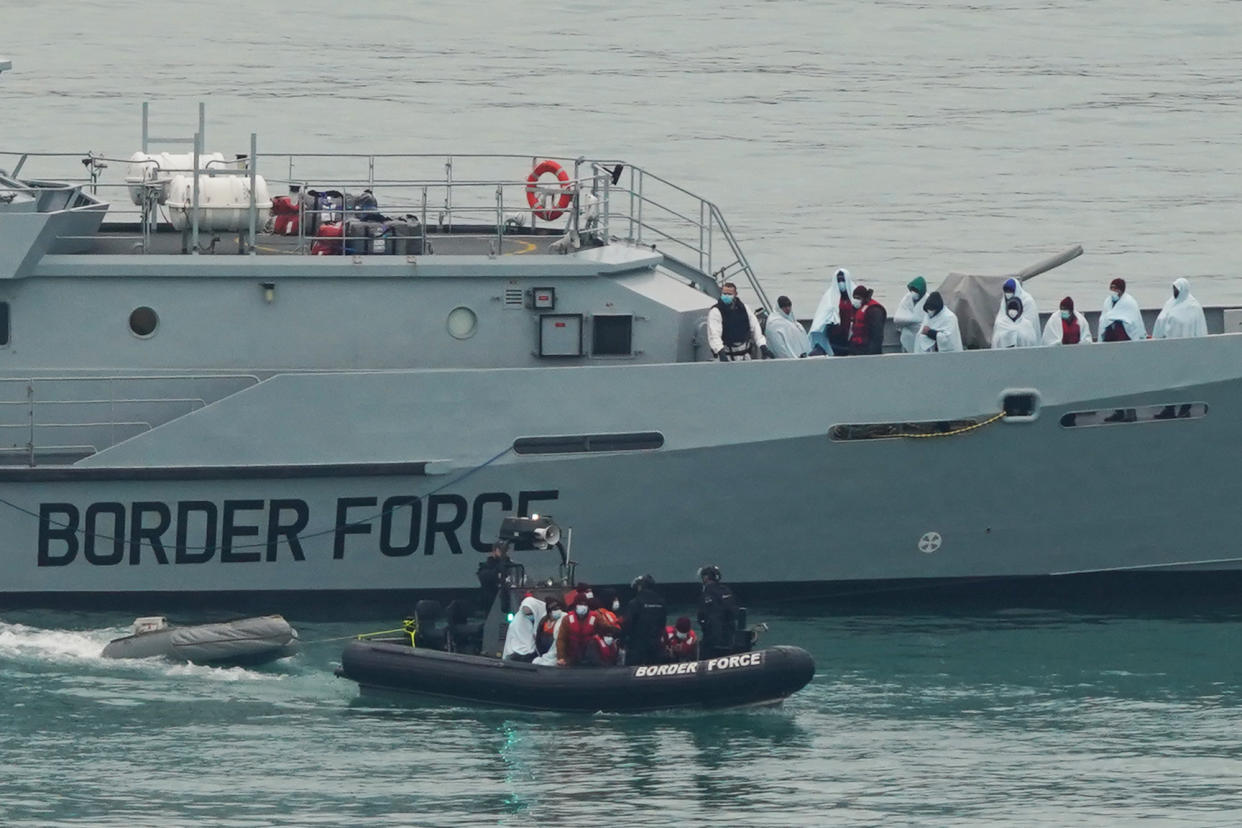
338 639 815 712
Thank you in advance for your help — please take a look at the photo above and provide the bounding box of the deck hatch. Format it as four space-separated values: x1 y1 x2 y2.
513 432 664 454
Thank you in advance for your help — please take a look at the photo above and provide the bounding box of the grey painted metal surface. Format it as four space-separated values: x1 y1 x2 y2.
0 124 1239 601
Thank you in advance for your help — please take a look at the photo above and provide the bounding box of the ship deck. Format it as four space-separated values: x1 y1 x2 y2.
82 223 574 257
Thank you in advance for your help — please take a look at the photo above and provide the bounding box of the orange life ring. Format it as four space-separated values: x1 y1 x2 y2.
526 159 572 221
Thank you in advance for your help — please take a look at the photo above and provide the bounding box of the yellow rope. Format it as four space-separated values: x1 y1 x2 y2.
893 411 1007 439
355 626 411 640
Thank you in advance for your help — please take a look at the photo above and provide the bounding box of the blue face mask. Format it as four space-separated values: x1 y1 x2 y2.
721 294 734 305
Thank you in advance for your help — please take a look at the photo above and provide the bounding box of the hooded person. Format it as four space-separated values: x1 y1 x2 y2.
532 599 566 667
914 291 963 353
991 296 1039 348
992 277 1040 345
1099 278 1147 342
765 295 812 358
808 268 855 356
502 595 546 662
846 284 887 355
1042 296 1092 345
892 276 928 353
1152 278 1207 339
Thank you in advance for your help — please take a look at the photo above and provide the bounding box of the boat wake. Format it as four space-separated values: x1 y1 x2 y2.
0 619 282 681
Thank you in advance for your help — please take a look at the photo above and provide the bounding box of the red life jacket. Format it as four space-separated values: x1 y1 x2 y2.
561 611 596 663
591 608 621 634
849 300 879 348
663 626 698 661
829 295 853 344
587 635 619 666
1061 313 1082 345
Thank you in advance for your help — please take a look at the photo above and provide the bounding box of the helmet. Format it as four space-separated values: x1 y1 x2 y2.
631 573 655 591
698 565 722 582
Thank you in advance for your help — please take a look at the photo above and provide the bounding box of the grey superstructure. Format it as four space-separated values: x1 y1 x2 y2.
1 108 1238 607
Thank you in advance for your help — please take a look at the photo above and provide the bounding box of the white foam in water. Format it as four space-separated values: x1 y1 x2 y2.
0 620 279 681
0 619 120 664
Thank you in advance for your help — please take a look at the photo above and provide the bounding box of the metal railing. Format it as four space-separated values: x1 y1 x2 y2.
0 373 260 466
0 104 770 308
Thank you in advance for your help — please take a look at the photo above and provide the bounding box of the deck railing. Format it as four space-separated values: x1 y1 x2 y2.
0 105 769 309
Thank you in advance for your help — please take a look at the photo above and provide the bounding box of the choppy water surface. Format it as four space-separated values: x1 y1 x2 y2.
2 607 1241 826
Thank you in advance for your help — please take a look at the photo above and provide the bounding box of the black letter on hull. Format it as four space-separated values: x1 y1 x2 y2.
129 502 171 565
222 500 263 563
470 493 513 552
379 496 421 557
425 494 467 555
517 490 559 518
266 499 309 562
334 497 377 559
84 502 126 566
175 501 217 564
38 503 79 567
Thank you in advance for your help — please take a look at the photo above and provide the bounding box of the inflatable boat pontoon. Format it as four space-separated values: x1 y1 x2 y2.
101 615 299 666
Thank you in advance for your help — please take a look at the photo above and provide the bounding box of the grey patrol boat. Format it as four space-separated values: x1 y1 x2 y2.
0 103 1240 609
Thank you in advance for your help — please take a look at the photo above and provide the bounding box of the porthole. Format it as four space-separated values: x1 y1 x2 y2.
446 306 478 340
128 306 159 338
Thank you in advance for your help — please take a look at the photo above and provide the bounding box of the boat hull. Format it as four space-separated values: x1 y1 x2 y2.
1 336 1240 606
337 641 815 712
100 615 299 666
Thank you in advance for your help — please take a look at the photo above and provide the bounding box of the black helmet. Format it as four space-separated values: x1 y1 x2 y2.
631 573 655 591
698 564 722 582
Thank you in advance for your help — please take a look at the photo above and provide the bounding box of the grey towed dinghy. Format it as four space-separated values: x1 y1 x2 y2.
101 615 299 666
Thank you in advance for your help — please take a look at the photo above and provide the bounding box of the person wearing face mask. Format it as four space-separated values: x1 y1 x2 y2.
991 296 1039 348
1152 278 1207 340
1041 296 1092 346
993 277 1040 345
697 565 741 659
706 281 772 361
892 276 928 353
663 616 699 663
764 295 811 358
1099 278 1146 342
808 267 855 356
591 588 623 636
556 592 598 666
580 630 621 667
914 291 963 353
845 284 888 355
532 599 566 667
622 574 668 667
563 581 593 611
502 594 545 662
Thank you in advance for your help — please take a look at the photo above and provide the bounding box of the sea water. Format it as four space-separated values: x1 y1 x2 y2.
2 1 1242 823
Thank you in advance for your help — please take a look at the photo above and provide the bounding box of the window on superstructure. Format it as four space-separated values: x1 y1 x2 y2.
0 302 9 346
129 306 159 338
592 314 633 357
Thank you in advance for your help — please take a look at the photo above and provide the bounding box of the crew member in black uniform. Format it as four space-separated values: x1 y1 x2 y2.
696 564 740 658
475 541 514 613
622 574 668 666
